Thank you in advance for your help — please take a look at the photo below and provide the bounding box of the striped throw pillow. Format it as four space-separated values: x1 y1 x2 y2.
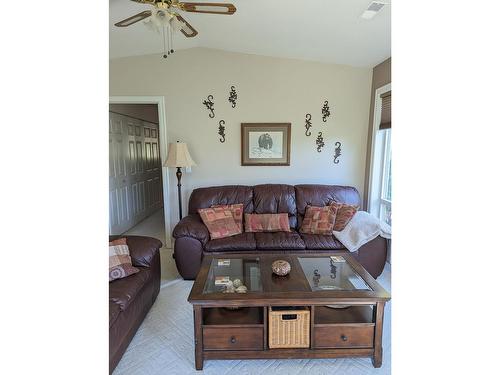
109 238 139 282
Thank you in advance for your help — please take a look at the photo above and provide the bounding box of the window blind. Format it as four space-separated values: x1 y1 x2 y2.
379 91 391 130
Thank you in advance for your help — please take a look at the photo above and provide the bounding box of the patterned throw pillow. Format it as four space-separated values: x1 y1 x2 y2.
198 206 242 240
109 238 139 282
211 204 244 232
331 202 359 231
244 213 291 233
299 205 338 235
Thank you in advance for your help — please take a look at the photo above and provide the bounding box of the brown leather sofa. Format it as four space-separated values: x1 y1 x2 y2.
173 184 388 280
109 235 162 373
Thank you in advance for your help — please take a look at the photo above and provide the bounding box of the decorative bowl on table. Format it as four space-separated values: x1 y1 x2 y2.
272 260 291 276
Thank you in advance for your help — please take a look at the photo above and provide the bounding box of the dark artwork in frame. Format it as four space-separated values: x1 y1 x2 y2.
241 123 291 166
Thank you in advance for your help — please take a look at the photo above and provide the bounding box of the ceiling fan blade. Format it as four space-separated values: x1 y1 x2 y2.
179 2 236 15
115 11 152 27
174 14 198 38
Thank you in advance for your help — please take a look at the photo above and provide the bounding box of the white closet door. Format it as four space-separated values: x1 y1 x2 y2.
109 112 163 235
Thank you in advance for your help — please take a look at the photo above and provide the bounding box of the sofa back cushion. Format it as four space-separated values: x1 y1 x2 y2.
253 184 297 228
188 185 254 214
295 184 361 228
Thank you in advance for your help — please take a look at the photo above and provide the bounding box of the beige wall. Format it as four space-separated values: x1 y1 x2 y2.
110 48 372 227
363 57 391 208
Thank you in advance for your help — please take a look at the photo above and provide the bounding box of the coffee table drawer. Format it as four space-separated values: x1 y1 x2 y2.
203 327 263 350
314 325 374 348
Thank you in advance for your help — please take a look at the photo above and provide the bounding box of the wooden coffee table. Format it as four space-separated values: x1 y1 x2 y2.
188 253 390 370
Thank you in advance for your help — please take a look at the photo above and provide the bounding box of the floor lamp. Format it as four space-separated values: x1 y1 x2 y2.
164 141 196 221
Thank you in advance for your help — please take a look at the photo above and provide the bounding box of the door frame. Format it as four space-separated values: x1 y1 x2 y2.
109 96 172 245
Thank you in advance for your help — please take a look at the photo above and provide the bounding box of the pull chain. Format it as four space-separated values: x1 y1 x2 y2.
170 22 174 54
162 25 167 59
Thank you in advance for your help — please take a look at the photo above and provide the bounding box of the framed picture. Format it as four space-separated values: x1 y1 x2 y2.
241 123 291 166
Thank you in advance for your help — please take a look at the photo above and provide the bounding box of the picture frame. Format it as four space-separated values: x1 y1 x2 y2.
241 123 291 166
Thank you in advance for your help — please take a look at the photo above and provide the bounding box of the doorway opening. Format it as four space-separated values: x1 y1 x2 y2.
109 97 179 285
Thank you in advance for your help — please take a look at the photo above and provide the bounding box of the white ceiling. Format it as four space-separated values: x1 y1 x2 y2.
109 0 391 67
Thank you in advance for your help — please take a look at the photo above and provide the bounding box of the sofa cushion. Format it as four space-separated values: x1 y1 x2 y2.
255 230 306 250
205 232 257 252
109 267 151 311
300 234 345 250
295 184 361 228
253 184 298 228
109 301 121 327
244 213 291 233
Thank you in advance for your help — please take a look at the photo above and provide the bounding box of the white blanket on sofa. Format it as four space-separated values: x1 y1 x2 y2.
332 211 391 252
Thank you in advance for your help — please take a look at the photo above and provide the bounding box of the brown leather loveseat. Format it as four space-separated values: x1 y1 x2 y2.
173 184 387 280
109 235 162 373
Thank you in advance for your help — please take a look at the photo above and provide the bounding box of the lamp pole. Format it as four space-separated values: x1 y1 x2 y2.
176 166 183 220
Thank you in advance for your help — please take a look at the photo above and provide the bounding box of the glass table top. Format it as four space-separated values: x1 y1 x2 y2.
202 255 371 294
298 256 371 291
203 257 262 294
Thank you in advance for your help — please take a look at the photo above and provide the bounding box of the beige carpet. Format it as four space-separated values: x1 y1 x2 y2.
113 264 391 374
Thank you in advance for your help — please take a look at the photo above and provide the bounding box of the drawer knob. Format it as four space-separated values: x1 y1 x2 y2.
230 336 236 344
341 335 348 341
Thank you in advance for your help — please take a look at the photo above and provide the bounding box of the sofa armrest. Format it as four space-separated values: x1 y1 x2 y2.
118 235 162 268
172 214 209 246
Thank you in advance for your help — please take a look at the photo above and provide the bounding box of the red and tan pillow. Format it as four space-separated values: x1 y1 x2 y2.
331 202 359 231
198 206 242 240
244 213 290 233
109 238 139 282
211 204 244 232
299 205 338 235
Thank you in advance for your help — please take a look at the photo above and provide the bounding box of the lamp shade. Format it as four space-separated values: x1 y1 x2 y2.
164 142 196 168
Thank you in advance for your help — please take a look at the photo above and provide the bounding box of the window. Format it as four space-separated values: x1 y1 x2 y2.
368 84 391 227
380 129 391 226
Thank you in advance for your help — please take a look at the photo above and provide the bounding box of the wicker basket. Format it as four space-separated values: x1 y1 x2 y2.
268 307 310 349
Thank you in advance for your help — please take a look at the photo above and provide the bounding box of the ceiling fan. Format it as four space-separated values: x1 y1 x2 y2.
114 0 237 38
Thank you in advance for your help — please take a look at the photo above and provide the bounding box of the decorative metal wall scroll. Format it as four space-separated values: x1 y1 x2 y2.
228 86 237 108
322 100 330 122
203 95 215 118
333 141 342 164
304 113 312 136
316 132 325 152
218 120 226 143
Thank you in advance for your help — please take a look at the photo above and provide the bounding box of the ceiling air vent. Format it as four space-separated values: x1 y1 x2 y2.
361 1 387 20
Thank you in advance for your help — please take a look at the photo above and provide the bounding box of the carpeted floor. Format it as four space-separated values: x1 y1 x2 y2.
113 264 391 375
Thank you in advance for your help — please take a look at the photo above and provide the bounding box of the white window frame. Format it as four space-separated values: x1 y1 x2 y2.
379 129 391 224
367 83 391 224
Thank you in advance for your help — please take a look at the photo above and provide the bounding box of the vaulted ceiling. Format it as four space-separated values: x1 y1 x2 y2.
110 0 391 67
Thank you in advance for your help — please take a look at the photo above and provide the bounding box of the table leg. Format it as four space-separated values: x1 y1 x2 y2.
372 301 385 368
193 305 203 370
